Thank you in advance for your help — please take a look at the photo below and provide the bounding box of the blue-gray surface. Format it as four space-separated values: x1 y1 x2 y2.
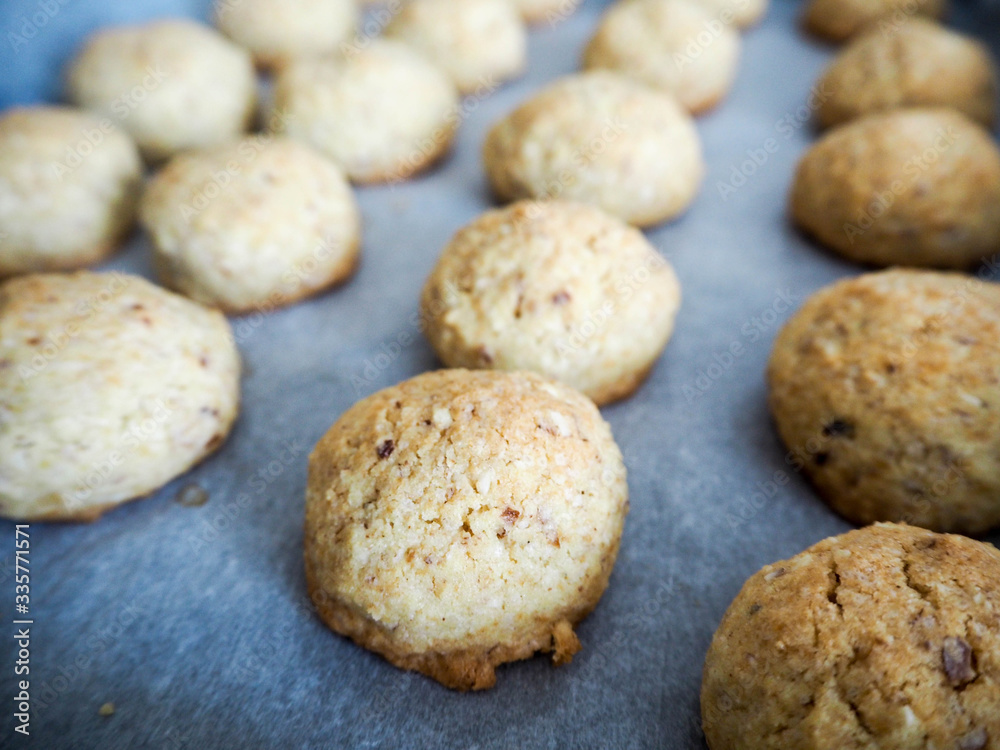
1 0 999 748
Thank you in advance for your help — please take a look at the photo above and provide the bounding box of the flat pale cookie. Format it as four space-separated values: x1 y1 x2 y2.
305 369 629 690
273 40 459 184
790 108 1000 269
385 0 526 95
768 269 1000 534
0 106 141 278
421 200 681 405
483 72 704 227
66 19 256 163
583 0 741 114
802 0 946 42
0 272 240 521
141 137 360 314
213 0 358 70
702 523 1000 750
816 19 997 130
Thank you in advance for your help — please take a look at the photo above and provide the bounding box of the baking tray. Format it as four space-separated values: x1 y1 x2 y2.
1 0 999 747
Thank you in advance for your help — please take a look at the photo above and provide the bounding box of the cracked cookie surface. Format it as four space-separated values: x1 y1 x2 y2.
304 369 628 690
702 523 1000 750
768 269 1000 534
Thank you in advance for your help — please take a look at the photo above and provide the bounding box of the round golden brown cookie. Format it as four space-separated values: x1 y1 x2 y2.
273 39 459 184
140 137 360 314
790 108 1000 269
420 200 681 405
815 19 997 130
304 369 629 690
0 272 240 521
767 269 1000 534
802 0 947 42
482 72 703 227
582 0 741 114
0 106 142 278
702 523 1000 750
66 19 256 163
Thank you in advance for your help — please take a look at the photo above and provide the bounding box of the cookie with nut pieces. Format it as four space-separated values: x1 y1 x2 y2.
790 108 1000 269
702 522 1000 750
768 269 1000 534
421 200 681 405
304 368 628 690
0 272 240 521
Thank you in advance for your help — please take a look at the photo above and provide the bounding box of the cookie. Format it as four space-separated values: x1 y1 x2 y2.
66 19 256 162
0 272 240 521
802 0 946 42
0 106 141 278
790 108 1000 269
583 0 741 114
702 523 1000 750
140 137 360 314
483 72 704 227
690 0 768 28
385 0 526 95
273 40 459 183
768 269 1000 534
304 369 628 690
420 200 681 405
512 0 579 24
213 0 358 70
816 19 997 130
